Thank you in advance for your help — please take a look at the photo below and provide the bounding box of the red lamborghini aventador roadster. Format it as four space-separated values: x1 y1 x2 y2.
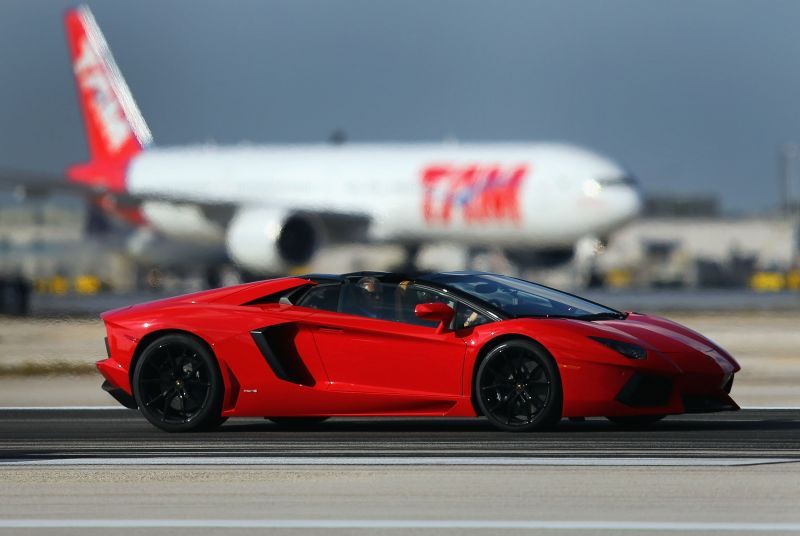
96 271 740 432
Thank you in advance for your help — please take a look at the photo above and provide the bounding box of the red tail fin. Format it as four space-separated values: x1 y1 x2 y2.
64 5 152 190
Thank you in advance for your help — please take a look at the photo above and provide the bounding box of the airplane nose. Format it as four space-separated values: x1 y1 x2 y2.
596 175 644 221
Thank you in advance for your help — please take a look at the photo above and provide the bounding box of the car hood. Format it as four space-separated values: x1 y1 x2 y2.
592 314 713 353
586 312 739 372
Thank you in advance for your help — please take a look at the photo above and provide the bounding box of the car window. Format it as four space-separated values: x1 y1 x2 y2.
338 280 491 329
454 302 491 330
395 283 490 329
339 281 397 321
394 284 455 328
296 284 341 312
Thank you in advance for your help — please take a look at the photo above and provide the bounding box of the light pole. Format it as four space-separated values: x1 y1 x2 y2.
779 143 799 217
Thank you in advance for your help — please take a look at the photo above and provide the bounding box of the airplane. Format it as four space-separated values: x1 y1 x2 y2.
6 5 643 287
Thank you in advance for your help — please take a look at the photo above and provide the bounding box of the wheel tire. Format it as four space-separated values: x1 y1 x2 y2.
606 415 666 427
475 339 562 432
133 333 225 433
269 417 330 427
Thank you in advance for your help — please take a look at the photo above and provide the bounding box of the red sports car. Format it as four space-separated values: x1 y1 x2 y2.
97 271 740 432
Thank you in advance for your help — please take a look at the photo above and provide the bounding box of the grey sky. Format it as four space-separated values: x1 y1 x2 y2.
1 0 799 213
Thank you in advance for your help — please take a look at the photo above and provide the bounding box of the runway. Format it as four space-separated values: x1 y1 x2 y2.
2 409 799 535
1 408 799 462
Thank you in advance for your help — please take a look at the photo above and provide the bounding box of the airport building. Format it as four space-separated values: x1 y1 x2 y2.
595 195 800 290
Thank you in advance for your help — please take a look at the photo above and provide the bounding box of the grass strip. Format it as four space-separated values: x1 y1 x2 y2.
0 362 97 377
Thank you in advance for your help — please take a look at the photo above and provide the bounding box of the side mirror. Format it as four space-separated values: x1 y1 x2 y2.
414 302 455 334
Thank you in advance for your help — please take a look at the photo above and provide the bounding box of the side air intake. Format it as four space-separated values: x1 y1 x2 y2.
250 325 315 386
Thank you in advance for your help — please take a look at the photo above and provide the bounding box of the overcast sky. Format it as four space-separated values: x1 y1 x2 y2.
1 0 799 213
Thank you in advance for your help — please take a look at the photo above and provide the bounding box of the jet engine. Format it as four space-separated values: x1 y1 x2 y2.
225 208 320 274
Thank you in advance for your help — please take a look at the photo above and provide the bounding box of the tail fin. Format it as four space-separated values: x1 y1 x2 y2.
64 5 152 167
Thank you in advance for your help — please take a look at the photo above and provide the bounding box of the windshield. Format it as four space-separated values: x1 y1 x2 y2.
436 273 623 319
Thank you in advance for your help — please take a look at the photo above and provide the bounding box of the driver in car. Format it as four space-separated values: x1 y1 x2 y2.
353 276 384 319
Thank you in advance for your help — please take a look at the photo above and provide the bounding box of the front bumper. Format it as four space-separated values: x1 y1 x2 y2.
615 372 738 413
560 348 740 418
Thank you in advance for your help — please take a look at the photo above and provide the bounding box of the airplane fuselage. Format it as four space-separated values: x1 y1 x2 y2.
62 6 643 274
130 142 642 249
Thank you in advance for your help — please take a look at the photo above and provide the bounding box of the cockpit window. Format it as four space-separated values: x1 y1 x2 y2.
597 175 638 187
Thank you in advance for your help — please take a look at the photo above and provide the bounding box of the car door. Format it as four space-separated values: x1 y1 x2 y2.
308 280 467 398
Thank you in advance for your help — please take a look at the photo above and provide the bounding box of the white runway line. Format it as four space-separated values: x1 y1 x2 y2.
741 406 800 410
1 456 795 467
0 519 799 531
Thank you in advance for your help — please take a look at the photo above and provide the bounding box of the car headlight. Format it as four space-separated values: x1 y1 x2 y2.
589 337 647 360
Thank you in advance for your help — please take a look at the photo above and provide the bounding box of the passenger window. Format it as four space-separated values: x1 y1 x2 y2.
454 303 490 330
339 280 397 321
396 284 490 329
394 284 459 328
296 284 341 312
336 278 492 329
394 285 436 327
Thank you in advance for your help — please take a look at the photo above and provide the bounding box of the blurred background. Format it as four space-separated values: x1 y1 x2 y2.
0 0 799 406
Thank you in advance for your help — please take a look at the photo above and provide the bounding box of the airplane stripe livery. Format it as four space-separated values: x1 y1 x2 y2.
60 5 643 275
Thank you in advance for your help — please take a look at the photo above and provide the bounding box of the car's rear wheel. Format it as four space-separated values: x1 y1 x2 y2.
475 339 562 432
606 414 666 427
133 333 224 433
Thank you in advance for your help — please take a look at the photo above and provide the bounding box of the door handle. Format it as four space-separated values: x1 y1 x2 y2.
317 327 343 333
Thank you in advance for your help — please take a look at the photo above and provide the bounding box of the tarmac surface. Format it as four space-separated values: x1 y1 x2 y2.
1 409 799 535
1 408 800 461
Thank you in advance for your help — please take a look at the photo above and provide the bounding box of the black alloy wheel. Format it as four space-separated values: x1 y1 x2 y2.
133 333 225 432
475 339 562 432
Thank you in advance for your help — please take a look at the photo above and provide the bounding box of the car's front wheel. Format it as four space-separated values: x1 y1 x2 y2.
475 339 562 432
133 333 224 433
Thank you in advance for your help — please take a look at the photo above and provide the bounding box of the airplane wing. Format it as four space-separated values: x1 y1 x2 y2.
1 167 370 240
0 169 95 197
0 168 158 227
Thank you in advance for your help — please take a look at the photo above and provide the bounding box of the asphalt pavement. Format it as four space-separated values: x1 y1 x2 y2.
1 408 799 461
2 409 800 535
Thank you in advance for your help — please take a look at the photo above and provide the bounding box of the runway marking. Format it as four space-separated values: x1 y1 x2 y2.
741 406 800 410
0 519 799 531
1 456 794 467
